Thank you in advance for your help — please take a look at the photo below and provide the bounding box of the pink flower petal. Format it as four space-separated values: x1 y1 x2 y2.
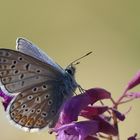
85 136 99 140
127 133 137 140
126 92 140 98
80 106 108 119
54 117 117 140
125 70 140 92
56 88 111 126
0 90 13 111
111 108 125 121
86 88 111 104
54 121 99 140
94 116 118 136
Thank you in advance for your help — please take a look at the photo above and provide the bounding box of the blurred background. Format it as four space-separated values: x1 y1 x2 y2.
0 0 140 139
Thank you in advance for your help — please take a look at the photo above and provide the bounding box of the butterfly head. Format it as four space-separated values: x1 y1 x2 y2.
65 51 92 77
65 64 76 77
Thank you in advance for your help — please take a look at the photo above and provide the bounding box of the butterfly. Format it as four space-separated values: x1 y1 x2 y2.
0 38 78 132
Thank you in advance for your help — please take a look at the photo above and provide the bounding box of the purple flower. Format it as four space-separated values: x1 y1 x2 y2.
53 88 118 140
56 88 111 127
53 121 99 140
80 112 118 136
80 106 109 118
126 92 140 99
111 108 125 121
128 133 138 140
0 89 13 110
125 70 140 92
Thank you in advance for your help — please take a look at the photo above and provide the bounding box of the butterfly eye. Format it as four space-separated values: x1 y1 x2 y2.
66 69 73 75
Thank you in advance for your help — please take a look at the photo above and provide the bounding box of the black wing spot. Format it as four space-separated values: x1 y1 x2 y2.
36 109 41 114
42 84 47 90
48 100 53 105
5 52 10 56
36 69 41 73
32 87 38 93
31 109 35 113
41 112 47 117
3 59 7 63
18 57 23 61
13 60 17 64
11 65 16 69
35 97 41 103
22 104 26 109
51 110 55 114
25 64 30 70
44 94 49 99
27 95 33 100
19 74 24 79
25 108 29 112
11 112 15 117
21 81 25 86
14 70 19 74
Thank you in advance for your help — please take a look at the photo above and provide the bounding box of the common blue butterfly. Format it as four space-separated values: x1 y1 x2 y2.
0 38 78 132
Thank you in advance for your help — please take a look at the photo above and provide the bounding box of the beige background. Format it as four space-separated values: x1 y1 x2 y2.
0 0 140 140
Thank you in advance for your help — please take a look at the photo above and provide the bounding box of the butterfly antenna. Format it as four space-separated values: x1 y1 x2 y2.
68 51 92 66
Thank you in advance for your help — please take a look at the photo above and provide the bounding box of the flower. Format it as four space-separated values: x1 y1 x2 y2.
126 92 140 99
53 88 118 140
111 108 125 121
124 70 140 99
56 88 111 127
53 121 99 140
127 133 138 140
125 70 140 93
0 89 13 110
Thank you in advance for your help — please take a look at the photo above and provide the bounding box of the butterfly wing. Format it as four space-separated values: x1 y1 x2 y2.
8 80 66 131
0 49 75 131
16 38 64 73
0 49 64 95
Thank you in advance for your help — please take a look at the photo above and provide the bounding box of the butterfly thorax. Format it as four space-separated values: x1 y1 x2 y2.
60 66 77 98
